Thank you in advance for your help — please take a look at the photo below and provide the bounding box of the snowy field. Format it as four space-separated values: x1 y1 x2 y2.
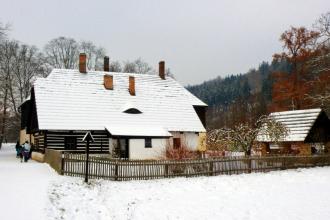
1 143 330 220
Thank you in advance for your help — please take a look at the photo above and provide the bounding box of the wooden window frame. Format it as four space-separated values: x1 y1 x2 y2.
145 138 152 148
64 136 77 150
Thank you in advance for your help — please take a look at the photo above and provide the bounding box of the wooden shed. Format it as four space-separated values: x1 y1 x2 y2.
258 108 330 155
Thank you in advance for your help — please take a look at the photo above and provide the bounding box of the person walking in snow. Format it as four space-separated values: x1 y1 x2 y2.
22 141 31 162
15 142 24 162
15 141 21 158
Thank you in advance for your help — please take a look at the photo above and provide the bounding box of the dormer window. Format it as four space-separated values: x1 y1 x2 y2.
123 108 142 114
122 101 142 114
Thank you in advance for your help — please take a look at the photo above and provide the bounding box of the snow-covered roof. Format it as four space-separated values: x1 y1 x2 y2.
105 125 172 137
258 108 322 142
33 69 207 132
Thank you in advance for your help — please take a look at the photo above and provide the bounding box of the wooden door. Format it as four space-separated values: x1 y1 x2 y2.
119 138 129 158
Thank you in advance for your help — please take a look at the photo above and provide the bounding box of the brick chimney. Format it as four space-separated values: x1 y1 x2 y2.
104 75 113 90
159 61 165 80
104 56 110 72
79 53 87 73
129 76 135 96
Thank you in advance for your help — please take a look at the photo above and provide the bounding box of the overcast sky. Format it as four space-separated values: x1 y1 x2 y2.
1 0 329 85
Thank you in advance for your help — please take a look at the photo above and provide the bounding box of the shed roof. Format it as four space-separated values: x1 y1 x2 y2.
33 69 207 132
258 108 322 142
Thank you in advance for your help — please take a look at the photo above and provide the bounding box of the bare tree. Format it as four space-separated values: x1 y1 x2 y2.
123 58 154 74
305 76 330 112
79 41 106 70
306 92 330 112
0 22 10 40
314 12 330 46
165 68 175 78
208 124 259 156
123 60 137 73
134 58 153 74
207 128 231 152
0 40 17 148
44 36 79 69
109 60 122 72
304 12 330 112
44 37 107 71
0 40 46 148
309 12 330 74
12 44 46 105
257 115 289 146
207 115 288 156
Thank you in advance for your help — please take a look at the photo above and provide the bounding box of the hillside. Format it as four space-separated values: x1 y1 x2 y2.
187 60 291 128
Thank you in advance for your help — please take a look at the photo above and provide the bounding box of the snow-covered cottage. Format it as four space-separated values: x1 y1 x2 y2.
258 108 330 155
20 54 207 159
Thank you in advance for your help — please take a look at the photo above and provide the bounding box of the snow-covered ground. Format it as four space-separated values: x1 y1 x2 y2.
2 143 330 220
0 143 58 220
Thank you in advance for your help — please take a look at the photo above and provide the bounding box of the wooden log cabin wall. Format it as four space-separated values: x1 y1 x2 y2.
33 130 109 153
20 89 110 153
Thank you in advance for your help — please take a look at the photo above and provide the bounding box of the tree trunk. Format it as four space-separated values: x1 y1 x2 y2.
0 85 8 149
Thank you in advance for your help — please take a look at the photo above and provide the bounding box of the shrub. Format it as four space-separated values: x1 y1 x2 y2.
164 138 198 160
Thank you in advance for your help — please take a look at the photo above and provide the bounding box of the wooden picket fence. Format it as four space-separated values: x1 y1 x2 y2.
59 153 330 181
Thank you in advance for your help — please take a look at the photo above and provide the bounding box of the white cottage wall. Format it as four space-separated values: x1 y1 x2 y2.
129 138 168 160
109 132 200 159
169 132 199 151
108 138 114 154
183 132 199 151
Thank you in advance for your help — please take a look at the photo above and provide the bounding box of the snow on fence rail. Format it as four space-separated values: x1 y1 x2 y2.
57 153 330 181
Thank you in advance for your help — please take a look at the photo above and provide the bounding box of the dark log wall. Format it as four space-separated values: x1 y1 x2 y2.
306 111 330 143
193 105 207 128
20 100 31 129
27 88 39 133
36 130 110 153
34 132 45 152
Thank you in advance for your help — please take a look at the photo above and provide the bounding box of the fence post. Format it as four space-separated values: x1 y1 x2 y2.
209 160 214 176
84 139 90 183
60 152 65 175
281 156 286 170
248 156 252 173
114 162 119 181
164 164 169 178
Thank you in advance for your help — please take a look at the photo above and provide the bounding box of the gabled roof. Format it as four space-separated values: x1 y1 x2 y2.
258 108 323 142
33 69 207 132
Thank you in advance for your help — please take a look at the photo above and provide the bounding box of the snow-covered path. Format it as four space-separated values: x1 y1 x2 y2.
0 143 57 220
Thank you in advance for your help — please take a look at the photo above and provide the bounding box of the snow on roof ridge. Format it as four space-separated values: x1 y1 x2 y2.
270 108 322 116
50 68 174 79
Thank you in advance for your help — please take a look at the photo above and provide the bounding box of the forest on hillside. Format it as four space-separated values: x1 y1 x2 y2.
187 12 330 129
